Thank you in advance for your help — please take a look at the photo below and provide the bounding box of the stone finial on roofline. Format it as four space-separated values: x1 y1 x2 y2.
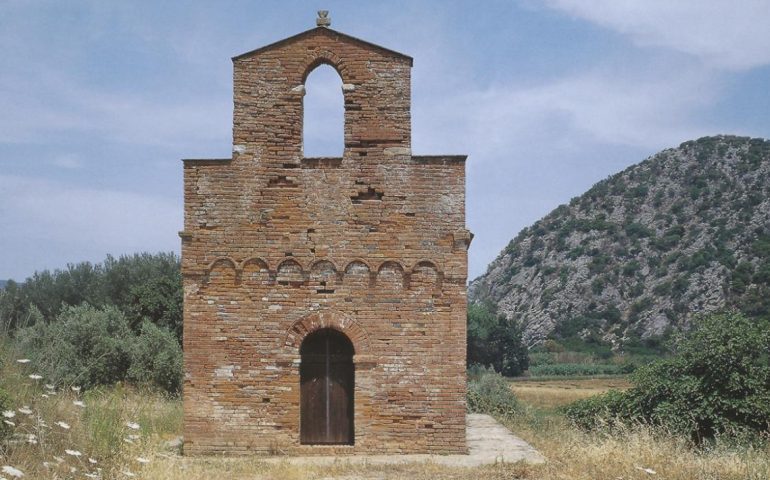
316 10 331 27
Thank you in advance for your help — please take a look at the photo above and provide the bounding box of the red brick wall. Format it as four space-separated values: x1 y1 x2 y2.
181 26 470 455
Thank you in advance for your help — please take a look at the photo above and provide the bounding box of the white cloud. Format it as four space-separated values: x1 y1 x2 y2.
51 154 84 169
543 0 770 70
0 175 180 279
415 62 718 158
0 66 230 150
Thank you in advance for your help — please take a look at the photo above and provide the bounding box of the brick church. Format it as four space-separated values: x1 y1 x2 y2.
181 12 471 455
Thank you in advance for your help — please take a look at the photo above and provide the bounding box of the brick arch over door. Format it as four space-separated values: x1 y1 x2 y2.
284 310 370 354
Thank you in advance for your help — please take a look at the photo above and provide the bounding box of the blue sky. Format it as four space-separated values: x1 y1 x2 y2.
2 0 770 281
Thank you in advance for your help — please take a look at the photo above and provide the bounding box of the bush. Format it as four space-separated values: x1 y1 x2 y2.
528 362 635 377
14 303 183 395
564 312 770 442
562 389 634 430
128 321 183 394
16 304 134 390
467 369 519 419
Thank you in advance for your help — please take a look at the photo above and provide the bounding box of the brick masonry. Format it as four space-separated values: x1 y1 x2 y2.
181 23 470 455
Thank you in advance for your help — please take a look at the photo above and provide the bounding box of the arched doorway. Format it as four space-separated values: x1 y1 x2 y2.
300 328 354 444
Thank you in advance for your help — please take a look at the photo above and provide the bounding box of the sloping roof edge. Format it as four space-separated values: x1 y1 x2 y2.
232 27 413 65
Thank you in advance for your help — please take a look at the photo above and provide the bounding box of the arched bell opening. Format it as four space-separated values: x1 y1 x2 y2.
299 328 354 445
303 64 344 158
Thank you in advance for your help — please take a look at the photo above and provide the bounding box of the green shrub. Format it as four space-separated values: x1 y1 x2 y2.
467 369 519 419
564 312 770 442
128 321 183 394
562 389 634 430
528 362 635 377
15 303 133 390
14 303 183 395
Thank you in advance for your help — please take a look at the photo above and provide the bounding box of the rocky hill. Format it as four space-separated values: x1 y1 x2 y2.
470 136 770 349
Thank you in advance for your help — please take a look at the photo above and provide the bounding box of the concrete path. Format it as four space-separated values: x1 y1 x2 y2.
262 413 545 467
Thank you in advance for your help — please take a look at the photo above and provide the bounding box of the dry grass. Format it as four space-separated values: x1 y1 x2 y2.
510 377 631 410
0 345 181 479
506 412 770 480
3 345 768 480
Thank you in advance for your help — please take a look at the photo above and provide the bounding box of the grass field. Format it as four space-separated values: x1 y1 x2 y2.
510 376 631 410
2 349 769 479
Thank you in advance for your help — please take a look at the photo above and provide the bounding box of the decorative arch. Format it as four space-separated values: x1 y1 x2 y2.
284 310 370 354
411 259 442 291
376 260 406 289
240 256 270 271
204 257 238 286
375 259 406 273
241 257 271 286
309 258 339 273
206 256 238 272
343 258 372 273
412 259 440 273
276 258 305 285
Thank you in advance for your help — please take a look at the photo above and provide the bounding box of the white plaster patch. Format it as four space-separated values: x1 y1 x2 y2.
215 365 234 378
383 147 411 156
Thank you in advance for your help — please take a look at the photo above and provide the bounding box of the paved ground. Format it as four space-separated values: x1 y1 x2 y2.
262 414 545 467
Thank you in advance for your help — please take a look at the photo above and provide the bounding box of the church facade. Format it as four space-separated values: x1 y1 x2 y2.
181 14 470 455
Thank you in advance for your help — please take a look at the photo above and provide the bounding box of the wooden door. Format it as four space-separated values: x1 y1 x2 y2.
300 328 354 444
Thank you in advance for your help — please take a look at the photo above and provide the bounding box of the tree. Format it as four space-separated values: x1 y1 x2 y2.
467 302 529 377
565 311 770 442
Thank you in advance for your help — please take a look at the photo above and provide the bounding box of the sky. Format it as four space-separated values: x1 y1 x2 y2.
2 0 770 281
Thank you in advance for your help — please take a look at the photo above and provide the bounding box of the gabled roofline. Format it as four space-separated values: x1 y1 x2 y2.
232 27 413 66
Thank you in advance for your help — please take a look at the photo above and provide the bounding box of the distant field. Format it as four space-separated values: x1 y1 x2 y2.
510 376 631 410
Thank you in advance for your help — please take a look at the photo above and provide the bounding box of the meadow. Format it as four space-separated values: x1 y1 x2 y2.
2 342 768 480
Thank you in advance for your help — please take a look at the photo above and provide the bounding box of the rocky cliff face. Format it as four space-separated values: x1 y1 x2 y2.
470 136 770 348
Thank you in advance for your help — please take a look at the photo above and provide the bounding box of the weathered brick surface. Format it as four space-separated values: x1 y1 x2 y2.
181 25 470 455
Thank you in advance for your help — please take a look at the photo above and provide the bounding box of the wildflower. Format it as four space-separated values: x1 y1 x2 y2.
28 374 42 381
18 407 32 415
55 421 71 430
27 434 37 445
73 400 85 408
136 457 150 464
1 465 25 477
126 422 140 430
71 386 81 393
16 359 30 364
65 449 82 457
2 411 15 418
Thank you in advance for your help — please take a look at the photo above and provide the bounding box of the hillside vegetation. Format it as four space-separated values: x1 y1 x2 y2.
470 135 770 349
